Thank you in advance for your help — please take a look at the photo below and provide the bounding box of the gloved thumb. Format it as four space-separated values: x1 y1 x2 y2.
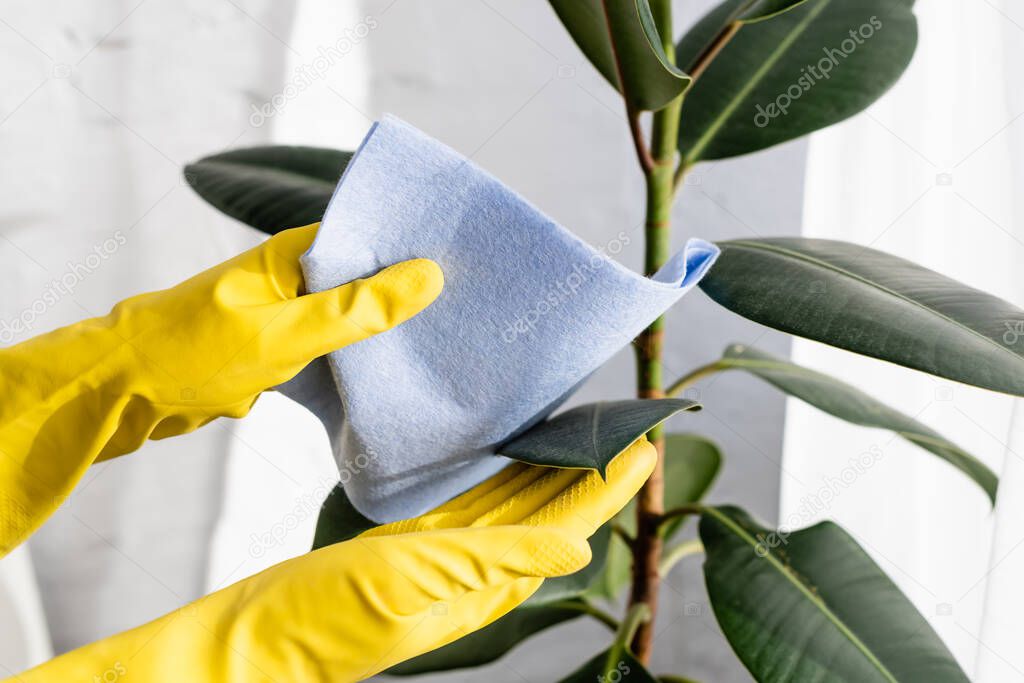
277 258 443 364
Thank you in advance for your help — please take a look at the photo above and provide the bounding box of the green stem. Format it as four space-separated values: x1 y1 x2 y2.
612 521 635 545
629 0 683 664
550 599 620 632
665 360 727 397
659 539 704 577
660 503 706 526
603 603 652 679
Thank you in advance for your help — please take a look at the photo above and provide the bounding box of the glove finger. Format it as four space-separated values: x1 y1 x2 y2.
464 437 654 535
365 462 561 536
371 437 656 539
273 258 443 365
344 525 590 611
514 437 656 536
257 223 321 298
365 576 541 678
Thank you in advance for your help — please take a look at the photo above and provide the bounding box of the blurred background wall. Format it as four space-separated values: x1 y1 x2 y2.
2 1 804 680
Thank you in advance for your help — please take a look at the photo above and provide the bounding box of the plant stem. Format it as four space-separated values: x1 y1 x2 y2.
550 599 620 632
659 538 704 577
686 20 741 81
629 0 681 664
604 603 652 678
658 503 706 530
665 360 726 397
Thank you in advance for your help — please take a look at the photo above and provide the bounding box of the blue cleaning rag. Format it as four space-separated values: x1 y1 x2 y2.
279 115 719 523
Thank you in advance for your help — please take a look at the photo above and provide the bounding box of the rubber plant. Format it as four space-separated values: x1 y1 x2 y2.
184 1 1018 680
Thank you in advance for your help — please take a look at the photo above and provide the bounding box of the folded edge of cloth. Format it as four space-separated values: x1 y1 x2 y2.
279 114 719 523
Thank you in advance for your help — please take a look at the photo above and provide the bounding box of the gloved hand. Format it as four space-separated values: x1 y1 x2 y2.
0 223 442 555
12 438 656 683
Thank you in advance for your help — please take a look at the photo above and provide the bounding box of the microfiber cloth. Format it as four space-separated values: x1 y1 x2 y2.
278 115 719 523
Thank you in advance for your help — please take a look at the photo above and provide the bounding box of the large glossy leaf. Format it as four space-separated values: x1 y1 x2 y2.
716 344 997 502
184 146 351 234
700 506 969 682
387 603 583 675
661 433 722 539
557 649 659 682
700 238 1024 397
311 484 377 550
549 0 691 111
498 399 700 475
675 0 917 162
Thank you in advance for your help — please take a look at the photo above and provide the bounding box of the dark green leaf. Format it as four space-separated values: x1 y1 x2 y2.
661 434 722 539
699 238 1024 397
558 649 659 682
527 524 613 605
700 506 969 682
387 603 583 675
498 399 701 475
676 0 917 162
184 146 351 235
549 0 691 111
718 344 997 502
739 0 812 23
311 484 377 550
585 521 634 601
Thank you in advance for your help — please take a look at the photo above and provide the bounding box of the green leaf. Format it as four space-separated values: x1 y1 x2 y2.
699 239 1024 397
676 0 917 163
718 344 997 502
557 649 659 682
585 521 634 601
700 506 969 682
184 146 351 235
498 399 701 475
661 433 722 539
739 0 812 23
549 0 691 111
527 524 613 605
387 603 583 675
310 484 377 550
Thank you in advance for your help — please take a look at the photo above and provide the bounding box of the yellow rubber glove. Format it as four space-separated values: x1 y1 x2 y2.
11 439 655 683
0 223 442 555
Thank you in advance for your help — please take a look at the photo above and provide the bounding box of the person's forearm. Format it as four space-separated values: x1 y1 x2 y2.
0 314 138 555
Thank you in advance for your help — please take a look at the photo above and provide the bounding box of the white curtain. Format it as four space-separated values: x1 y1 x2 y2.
0 0 377 669
783 0 1024 679
0 0 296 670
